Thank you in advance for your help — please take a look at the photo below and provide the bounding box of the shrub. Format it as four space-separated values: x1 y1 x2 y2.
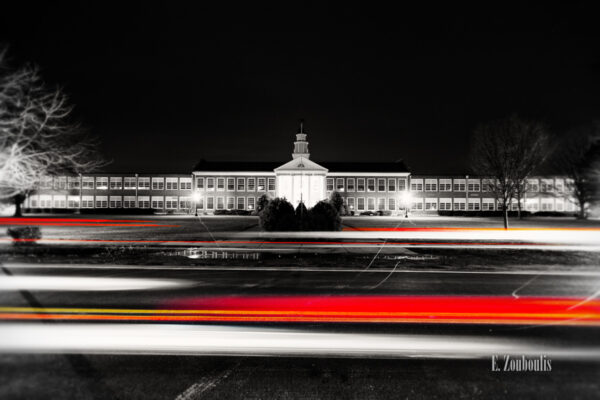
295 202 310 230
256 194 270 213
308 200 341 231
330 191 345 215
259 197 297 231
7 226 42 244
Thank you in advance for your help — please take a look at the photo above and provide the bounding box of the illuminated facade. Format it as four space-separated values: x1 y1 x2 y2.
24 126 578 215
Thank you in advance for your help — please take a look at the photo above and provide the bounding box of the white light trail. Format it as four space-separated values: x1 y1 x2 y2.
0 276 189 291
0 323 599 360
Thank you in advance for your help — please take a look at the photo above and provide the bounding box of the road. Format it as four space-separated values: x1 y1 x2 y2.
1 260 600 399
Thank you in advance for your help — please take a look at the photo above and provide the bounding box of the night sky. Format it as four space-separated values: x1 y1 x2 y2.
2 2 599 174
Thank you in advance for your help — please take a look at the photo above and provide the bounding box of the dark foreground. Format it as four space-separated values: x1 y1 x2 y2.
1 253 600 399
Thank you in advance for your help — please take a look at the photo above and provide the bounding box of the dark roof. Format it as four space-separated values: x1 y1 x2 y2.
321 161 409 173
193 160 410 173
193 161 283 172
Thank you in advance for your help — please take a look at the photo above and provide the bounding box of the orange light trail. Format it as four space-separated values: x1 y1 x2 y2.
1 296 599 326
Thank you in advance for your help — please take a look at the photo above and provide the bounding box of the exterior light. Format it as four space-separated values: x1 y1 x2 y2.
192 192 201 203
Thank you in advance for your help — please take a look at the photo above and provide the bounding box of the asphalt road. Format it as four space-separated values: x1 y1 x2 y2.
1 260 600 399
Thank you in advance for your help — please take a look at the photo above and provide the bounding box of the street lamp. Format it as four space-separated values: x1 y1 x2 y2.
192 191 201 216
401 191 413 218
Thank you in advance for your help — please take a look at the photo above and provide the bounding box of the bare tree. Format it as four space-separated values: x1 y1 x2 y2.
553 124 600 219
470 115 551 228
0 46 106 216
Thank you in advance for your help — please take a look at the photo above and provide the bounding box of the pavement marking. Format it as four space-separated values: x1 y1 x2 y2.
3 262 600 276
174 363 239 400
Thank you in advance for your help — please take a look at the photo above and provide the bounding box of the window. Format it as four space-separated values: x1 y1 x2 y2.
207 178 215 191
82 177 95 189
196 177 205 190
347 197 355 211
206 197 214 209
179 196 191 209
453 179 466 192
367 198 375 210
482 199 495 211
237 178 245 191
67 196 80 208
377 179 386 192
468 199 480 211
138 177 150 190
388 179 396 192
197 197 204 210
425 199 437 211
166 178 178 190
123 196 136 208
410 179 423 191
151 196 164 209
124 177 136 189
357 178 365 192
227 197 235 209
30 197 38 208
268 178 275 191
326 178 334 192
55 177 67 190
68 177 81 189
109 196 122 208
411 199 423 211
95 177 108 190
541 180 553 192
257 178 266 191
237 197 245 210
336 178 345 192
377 198 385 210
138 196 150 208
398 179 406 191
53 196 66 208
217 178 225 191
453 198 466 210
247 197 255 210
151 178 164 190
367 178 375 192
216 197 224 210
95 196 108 208
467 179 480 192
527 179 539 192
347 178 355 192
439 179 452 191
388 198 396 211
110 177 122 190
482 179 493 192
439 198 452 210
165 196 178 209
357 198 365 211
247 178 256 191
425 179 437 192
180 178 192 190
555 180 564 192
81 196 94 208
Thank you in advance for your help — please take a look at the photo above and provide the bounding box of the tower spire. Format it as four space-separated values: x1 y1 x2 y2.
292 120 310 159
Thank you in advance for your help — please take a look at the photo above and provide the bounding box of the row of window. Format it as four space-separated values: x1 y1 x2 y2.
28 195 192 210
37 177 194 191
196 177 275 192
343 197 576 212
326 178 407 193
327 178 567 193
27 195 263 211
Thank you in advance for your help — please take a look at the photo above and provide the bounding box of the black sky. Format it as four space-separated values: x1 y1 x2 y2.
2 2 600 173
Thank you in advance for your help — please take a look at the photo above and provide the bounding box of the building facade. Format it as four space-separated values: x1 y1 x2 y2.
24 127 578 215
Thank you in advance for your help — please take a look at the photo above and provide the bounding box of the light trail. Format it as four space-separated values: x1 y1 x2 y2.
1 296 599 326
0 276 190 291
1 323 599 359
